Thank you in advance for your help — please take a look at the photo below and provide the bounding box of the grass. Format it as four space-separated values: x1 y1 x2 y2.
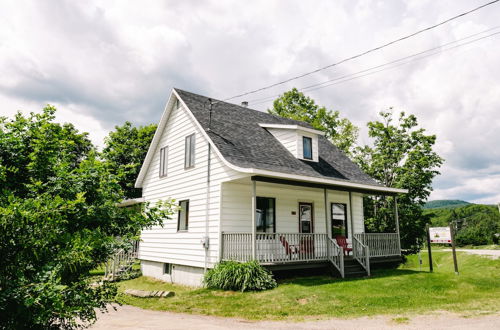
116 252 500 320
391 316 410 324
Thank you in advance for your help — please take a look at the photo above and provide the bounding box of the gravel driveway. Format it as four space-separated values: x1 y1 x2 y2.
442 249 500 259
91 305 500 330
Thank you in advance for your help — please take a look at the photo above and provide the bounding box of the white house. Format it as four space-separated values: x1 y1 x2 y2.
134 88 407 286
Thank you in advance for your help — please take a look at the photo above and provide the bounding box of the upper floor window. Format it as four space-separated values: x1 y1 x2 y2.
159 146 168 177
185 134 196 169
303 136 312 160
177 200 189 231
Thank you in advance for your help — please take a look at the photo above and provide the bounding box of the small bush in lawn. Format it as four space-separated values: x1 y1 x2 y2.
204 260 277 292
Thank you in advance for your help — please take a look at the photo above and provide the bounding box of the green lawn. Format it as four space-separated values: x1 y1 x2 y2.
116 252 500 320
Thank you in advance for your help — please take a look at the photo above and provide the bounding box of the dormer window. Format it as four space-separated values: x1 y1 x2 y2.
303 137 313 160
258 123 323 162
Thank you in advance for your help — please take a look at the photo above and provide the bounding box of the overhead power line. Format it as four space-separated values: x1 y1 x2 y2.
247 27 500 106
222 0 500 102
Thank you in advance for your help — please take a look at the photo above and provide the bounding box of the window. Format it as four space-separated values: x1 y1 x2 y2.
256 197 275 233
159 146 168 177
331 203 348 238
177 200 189 231
163 263 172 275
184 134 196 168
303 136 312 160
174 98 180 109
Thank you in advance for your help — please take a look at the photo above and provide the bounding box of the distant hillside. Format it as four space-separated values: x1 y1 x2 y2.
424 200 471 209
424 204 500 246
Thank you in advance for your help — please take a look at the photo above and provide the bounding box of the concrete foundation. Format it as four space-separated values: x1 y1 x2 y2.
140 260 205 287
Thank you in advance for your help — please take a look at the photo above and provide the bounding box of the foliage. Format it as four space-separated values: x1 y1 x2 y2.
0 107 174 329
423 200 471 209
268 88 359 155
354 110 444 252
203 260 277 292
119 252 500 320
102 121 157 199
425 204 500 246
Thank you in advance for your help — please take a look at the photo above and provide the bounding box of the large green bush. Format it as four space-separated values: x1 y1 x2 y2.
0 107 174 329
204 260 277 292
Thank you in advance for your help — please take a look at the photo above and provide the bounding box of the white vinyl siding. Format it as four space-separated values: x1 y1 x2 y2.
140 101 246 268
266 128 298 156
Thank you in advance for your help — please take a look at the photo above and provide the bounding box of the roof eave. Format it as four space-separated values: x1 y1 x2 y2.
135 90 177 188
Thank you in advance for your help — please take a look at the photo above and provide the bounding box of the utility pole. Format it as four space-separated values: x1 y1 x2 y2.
450 221 459 275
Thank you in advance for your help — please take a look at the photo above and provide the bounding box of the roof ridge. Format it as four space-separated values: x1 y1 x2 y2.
174 88 314 128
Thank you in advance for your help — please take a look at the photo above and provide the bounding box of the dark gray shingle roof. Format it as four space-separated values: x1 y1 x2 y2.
175 88 381 187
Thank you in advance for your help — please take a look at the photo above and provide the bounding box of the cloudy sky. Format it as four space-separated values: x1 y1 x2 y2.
1 0 499 204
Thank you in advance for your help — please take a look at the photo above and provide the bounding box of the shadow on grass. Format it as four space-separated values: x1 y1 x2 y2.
275 268 427 287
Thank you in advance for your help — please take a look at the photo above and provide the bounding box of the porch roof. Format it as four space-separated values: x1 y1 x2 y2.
251 176 405 196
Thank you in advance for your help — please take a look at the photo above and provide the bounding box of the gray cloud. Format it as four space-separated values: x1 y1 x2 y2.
0 0 499 203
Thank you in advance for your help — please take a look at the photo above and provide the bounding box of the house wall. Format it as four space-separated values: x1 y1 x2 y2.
296 130 319 162
266 128 298 156
220 181 364 238
139 98 246 275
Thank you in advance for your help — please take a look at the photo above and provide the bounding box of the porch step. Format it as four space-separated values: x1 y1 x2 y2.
343 257 368 278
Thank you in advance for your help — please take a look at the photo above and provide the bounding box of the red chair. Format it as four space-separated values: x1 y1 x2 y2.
279 236 299 258
335 235 352 256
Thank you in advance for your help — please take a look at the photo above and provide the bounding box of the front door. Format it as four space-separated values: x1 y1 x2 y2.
299 202 313 233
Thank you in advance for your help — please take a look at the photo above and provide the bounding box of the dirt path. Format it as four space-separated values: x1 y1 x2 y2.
91 305 500 330
442 249 500 259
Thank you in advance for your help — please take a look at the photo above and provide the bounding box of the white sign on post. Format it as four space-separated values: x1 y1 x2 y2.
429 227 452 243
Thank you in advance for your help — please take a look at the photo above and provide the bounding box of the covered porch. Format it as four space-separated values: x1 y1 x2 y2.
219 176 404 278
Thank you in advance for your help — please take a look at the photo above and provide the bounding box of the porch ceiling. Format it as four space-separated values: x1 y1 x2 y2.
251 175 405 196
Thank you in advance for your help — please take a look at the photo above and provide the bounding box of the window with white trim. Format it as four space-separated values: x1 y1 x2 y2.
177 200 189 231
159 146 168 177
303 136 313 160
184 134 196 168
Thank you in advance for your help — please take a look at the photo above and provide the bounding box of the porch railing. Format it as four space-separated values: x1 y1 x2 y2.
222 232 329 264
352 235 370 276
221 233 253 262
327 237 344 278
354 233 401 257
104 240 139 281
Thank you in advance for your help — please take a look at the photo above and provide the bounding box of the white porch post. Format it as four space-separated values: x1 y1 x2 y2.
251 180 257 260
324 188 330 259
324 188 329 237
394 196 402 255
349 191 354 238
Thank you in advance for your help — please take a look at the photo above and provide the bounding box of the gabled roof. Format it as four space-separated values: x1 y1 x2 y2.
135 88 407 194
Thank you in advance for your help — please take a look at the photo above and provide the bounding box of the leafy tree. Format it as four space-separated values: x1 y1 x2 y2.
355 110 444 252
268 88 359 155
0 107 173 329
102 122 157 199
426 204 500 246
